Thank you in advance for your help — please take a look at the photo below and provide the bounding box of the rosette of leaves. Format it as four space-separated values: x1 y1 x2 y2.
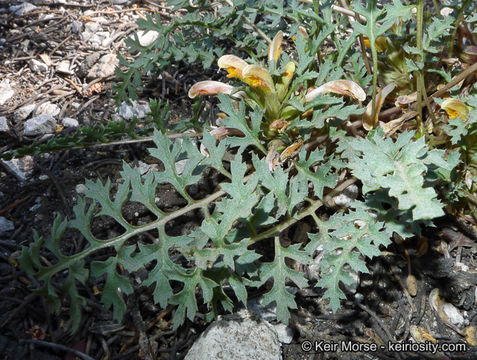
19 110 457 333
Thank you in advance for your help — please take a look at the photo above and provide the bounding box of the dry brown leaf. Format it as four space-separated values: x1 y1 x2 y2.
363 83 396 131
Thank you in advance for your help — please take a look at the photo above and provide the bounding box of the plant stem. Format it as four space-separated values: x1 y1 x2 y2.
224 0 271 44
415 0 424 129
248 177 357 245
369 0 379 127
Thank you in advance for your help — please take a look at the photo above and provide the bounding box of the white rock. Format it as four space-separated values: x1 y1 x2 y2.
56 60 73 74
29 59 48 73
10 2 37 15
247 297 277 322
135 30 159 46
333 184 359 207
174 159 187 176
90 17 108 24
87 31 110 47
0 116 9 132
0 216 14 234
87 54 118 79
137 161 158 175
442 303 465 327
29 203 41 212
440 7 453 16
185 310 281 360
84 21 100 34
455 262 469 272
75 183 88 195
24 114 57 136
272 323 294 344
35 102 60 117
344 269 360 294
119 100 151 120
61 117 79 128
13 104 36 123
0 79 14 105
1 156 34 182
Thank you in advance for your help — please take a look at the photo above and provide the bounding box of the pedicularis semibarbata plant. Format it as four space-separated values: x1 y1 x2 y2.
19 0 476 333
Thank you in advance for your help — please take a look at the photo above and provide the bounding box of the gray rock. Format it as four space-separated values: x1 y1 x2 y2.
84 21 100 34
77 53 100 78
75 183 88 195
442 303 465 327
87 54 118 79
137 161 159 175
10 2 37 15
0 116 9 132
174 159 187 176
0 217 14 234
29 59 48 73
56 60 73 74
118 100 151 120
0 79 14 105
90 17 108 25
71 20 83 34
185 310 281 360
24 114 57 136
35 102 60 117
61 117 79 128
13 104 36 123
1 156 34 182
272 323 294 344
88 31 111 47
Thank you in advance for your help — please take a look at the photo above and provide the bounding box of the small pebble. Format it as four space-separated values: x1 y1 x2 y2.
0 79 14 105
0 216 14 234
0 116 9 132
61 117 79 128
0 156 34 182
29 59 48 73
13 104 36 123
35 102 60 117
24 114 57 136
87 53 118 79
9 2 37 15
75 183 88 195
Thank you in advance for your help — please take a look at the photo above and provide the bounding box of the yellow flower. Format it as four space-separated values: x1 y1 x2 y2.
441 98 470 122
218 55 248 80
305 80 366 103
363 36 389 53
242 64 275 92
188 81 234 98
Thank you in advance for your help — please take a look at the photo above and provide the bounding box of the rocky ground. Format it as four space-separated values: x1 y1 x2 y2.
1 1 477 360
